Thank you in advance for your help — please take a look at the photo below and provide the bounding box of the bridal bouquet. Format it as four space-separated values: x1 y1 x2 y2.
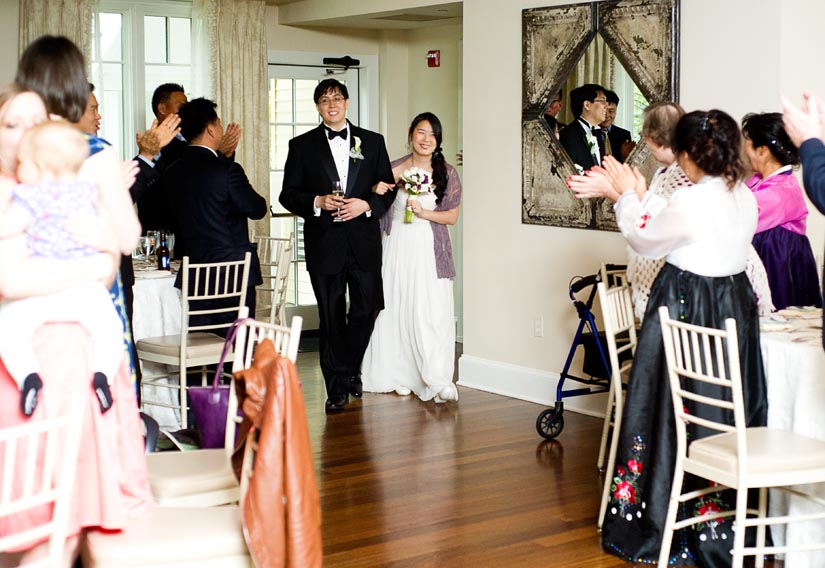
399 167 434 223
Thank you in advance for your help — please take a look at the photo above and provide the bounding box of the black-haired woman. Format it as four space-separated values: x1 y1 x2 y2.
742 112 821 309
598 110 767 567
361 112 462 403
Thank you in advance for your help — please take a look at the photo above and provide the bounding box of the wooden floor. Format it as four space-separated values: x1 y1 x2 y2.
297 349 633 567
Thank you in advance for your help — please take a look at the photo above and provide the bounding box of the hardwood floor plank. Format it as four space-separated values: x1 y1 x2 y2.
296 350 781 567
296 350 631 566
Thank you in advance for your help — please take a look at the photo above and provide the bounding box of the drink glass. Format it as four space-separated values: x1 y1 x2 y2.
139 236 152 259
332 181 344 222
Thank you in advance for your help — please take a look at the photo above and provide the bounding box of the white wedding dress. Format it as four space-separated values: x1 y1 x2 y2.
361 188 456 401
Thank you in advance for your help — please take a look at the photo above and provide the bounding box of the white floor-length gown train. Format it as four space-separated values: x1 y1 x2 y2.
361 188 455 400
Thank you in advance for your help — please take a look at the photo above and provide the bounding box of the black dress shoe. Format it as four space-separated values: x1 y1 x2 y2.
349 377 363 398
325 394 349 412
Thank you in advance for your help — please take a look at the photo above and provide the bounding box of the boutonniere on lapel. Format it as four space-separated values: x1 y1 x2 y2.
349 136 364 162
586 130 599 162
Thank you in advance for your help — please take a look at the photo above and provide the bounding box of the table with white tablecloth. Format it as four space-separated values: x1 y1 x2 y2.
132 260 182 428
760 307 825 567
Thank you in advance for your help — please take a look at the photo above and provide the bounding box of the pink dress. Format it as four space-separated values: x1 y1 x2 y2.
0 323 152 549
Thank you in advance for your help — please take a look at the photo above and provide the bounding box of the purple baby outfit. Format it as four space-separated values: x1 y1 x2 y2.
13 180 99 259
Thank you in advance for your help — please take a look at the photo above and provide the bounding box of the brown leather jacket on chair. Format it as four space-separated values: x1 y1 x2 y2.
232 339 323 568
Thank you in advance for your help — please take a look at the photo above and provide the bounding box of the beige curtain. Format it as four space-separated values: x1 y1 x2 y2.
559 35 616 125
212 0 270 240
18 0 93 63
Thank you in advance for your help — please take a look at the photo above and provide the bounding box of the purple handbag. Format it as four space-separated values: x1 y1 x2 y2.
188 318 251 449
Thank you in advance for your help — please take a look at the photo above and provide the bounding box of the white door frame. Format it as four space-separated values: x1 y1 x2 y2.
267 50 379 131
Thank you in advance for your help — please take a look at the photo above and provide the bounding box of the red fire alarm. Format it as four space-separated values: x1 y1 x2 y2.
427 50 440 68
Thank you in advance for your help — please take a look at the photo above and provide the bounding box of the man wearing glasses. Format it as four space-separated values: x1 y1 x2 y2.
559 83 608 171
280 79 395 412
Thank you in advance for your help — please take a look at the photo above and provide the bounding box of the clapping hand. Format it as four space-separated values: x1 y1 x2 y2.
218 122 242 157
121 159 139 191
567 166 620 202
136 114 181 159
782 90 825 147
601 155 647 200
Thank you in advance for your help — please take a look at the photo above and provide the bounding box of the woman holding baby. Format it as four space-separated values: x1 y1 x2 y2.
0 36 150 566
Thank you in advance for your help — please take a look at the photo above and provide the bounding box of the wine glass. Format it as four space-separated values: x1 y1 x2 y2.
332 181 344 222
139 236 152 260
148 230 160 252
167 232 175 255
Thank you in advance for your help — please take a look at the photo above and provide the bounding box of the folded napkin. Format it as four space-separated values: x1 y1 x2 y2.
136 270 175 280
759 320 793 332
775 307 823 320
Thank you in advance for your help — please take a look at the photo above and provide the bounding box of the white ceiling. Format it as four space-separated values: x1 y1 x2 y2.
266 1 462 30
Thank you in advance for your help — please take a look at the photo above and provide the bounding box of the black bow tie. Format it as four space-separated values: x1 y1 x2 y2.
326 126 348 140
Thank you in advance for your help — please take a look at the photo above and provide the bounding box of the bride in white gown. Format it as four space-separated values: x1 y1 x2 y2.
361 112 462 402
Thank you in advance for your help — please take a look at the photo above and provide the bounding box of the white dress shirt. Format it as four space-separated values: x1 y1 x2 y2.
313 124 349 217
615 175 758 277
327 124 350 189
313 124 371 218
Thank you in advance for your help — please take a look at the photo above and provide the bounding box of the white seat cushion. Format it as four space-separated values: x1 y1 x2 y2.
137 332 228 359
84 506 250 567
147 450 237 500
689 427 825 475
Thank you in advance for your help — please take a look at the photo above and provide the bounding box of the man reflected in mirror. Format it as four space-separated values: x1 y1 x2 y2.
600 90 636 163
559 84 607 171
543 91 565 138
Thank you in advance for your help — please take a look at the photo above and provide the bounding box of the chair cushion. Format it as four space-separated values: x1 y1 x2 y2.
689 427 825 474
137 332 228 359
147 450 238 499
84 506 250 566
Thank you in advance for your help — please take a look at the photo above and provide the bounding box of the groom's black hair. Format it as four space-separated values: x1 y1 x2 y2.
313 79 349 104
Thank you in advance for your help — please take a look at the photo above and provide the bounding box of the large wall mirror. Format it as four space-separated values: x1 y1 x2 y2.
522 0 680 230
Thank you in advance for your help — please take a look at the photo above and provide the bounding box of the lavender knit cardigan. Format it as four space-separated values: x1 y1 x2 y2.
380 154 463 279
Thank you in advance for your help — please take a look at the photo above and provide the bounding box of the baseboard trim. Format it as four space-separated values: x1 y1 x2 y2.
457 354 608 419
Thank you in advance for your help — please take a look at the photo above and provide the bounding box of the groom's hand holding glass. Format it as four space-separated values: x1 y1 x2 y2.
315 190 372 222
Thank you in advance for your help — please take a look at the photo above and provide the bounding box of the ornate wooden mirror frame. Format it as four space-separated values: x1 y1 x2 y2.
522 0 680 230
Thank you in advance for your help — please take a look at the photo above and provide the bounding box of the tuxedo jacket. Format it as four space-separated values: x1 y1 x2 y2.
606 125 633 164
559 120 599 170
279 122 394 275
166 146 267 286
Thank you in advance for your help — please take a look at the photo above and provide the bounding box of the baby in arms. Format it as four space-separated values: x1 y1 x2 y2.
0 120 124 416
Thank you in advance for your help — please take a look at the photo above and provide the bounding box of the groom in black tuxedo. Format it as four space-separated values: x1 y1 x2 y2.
559 83 608 171
279 79 395 411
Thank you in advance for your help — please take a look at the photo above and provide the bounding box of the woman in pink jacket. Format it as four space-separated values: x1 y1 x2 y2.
742 112 821 309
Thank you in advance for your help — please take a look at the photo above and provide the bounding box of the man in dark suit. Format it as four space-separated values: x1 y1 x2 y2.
279 79 395 412
166 97 267 322
559 83 608 171
600 90 635 164
543 91 565 137
134 83 189 235
783 91 825 349
135 83 243 259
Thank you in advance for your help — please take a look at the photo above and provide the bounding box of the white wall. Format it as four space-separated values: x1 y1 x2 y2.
458 0 825 411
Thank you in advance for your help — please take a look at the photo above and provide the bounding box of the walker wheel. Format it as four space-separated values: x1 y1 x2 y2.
536 407 565 439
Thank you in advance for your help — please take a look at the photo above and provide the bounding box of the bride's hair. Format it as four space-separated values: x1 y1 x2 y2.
408 112 448 205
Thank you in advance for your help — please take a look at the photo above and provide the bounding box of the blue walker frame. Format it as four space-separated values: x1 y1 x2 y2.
535 272 612 439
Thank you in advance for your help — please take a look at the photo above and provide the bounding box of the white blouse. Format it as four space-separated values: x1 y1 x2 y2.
615 175 758 277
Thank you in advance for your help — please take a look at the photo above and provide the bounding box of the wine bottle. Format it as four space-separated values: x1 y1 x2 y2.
156 231 171 270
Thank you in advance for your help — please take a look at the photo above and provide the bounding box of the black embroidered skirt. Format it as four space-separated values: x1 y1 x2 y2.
601 263 768 567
